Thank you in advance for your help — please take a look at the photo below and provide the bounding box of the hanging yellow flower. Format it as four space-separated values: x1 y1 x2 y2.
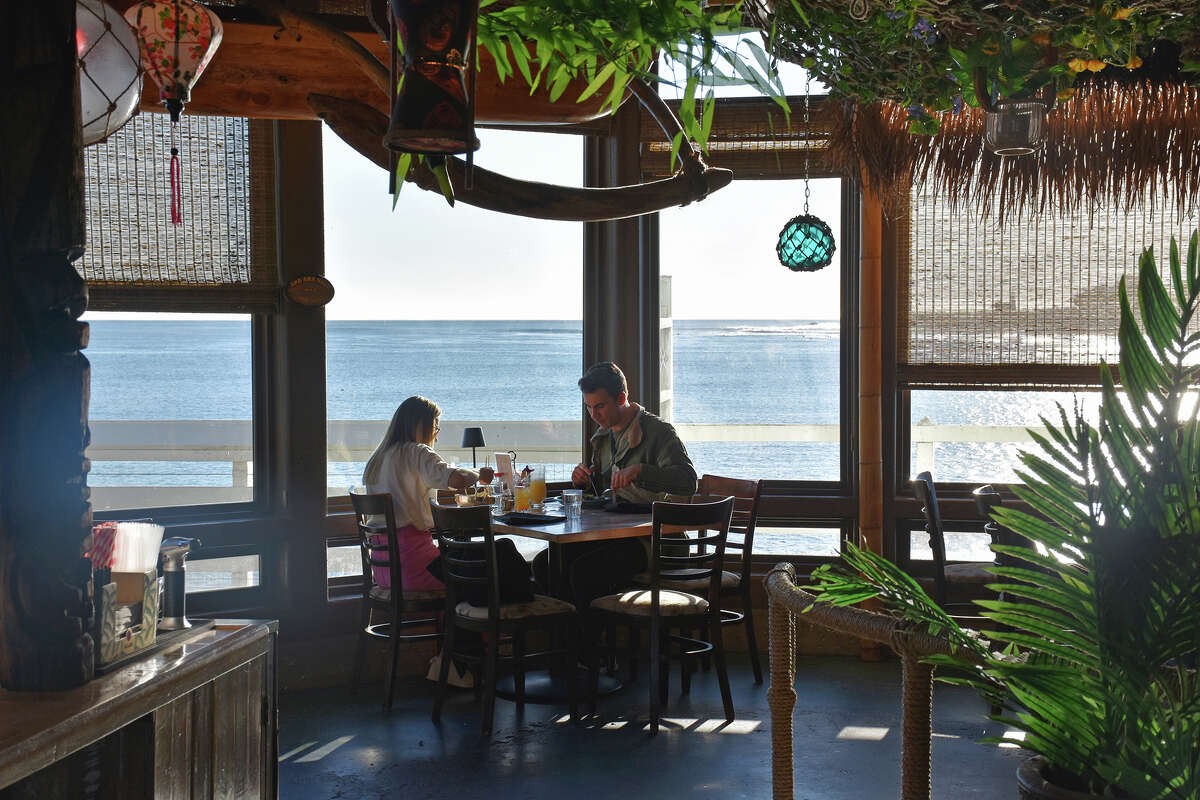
1126 55 1143 69
1113 8 1133 20
1056 87 1076 101
1067 57 1089 72
1086 59 1107 72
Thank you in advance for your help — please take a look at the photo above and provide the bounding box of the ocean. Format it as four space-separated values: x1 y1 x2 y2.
83 318 1091 559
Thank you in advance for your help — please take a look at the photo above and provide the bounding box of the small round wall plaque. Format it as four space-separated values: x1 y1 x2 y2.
285 275 335 306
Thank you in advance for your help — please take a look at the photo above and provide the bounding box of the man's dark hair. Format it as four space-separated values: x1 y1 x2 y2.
578 362 627 398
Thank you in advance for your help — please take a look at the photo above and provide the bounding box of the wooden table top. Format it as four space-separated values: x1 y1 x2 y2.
491 505 652 544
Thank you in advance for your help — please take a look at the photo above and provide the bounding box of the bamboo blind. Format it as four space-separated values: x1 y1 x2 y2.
78 114 277 311
898 184 1200 387
640 96 843 180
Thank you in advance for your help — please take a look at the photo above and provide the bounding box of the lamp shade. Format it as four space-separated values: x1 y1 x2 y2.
77 0 143 146
124 0 223 121
461 427 485 449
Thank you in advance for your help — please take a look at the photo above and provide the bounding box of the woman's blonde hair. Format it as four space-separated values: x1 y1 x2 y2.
362 395 441 485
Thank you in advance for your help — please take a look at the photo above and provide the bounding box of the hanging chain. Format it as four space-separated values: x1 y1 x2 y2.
803 72 811 215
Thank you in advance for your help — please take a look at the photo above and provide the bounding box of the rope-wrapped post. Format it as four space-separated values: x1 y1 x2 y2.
764 563 967 800
768 579 798 800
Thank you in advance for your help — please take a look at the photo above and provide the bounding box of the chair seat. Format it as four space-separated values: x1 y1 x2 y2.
369 585 445 604
454 594 575 621
590 588 709 616
632 569 740 592
945 562 994 583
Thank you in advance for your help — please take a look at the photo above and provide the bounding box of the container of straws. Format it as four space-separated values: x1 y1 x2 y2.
88 521 164 667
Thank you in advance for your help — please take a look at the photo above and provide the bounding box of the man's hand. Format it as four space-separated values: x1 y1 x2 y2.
611 465 642 491
571 463 592 487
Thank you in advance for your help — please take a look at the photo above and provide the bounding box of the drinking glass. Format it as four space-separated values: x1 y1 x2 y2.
529 465 546 505
561 489 584 521
514 480 532 511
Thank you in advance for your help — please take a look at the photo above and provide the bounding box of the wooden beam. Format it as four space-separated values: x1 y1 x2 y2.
136 18 612 126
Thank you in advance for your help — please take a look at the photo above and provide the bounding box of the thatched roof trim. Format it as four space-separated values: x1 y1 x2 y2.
829 82 1200 220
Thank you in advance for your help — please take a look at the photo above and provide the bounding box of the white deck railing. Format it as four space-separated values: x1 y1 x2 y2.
84 418 1036 509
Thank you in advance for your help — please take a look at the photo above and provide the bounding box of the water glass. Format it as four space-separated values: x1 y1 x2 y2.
561 489 584 521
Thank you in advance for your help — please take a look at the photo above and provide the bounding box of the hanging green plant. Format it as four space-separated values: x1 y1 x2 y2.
764 0 1200 133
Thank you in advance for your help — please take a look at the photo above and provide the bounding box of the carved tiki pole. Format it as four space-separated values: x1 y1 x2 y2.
0 0 95 690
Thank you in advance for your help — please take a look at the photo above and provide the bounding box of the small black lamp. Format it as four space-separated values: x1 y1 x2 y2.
461 427 485 467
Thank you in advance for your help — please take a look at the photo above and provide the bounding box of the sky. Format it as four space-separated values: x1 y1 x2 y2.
322 127 843 321
323 46 843 321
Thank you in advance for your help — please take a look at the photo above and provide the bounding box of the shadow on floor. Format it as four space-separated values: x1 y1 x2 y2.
278 654 1027 800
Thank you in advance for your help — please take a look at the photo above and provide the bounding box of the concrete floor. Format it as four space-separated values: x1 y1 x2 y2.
278 654 1027 799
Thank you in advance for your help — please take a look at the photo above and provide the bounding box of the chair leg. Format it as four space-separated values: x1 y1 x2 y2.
649 618 661 735
432 619 457 723
699 622 712 671
681 634 692 696
627 625 640 684
586 616 602 716
482 624 499 736
658 629 670 710
566 619 579 723
352 604 371 691
384 621 402 712
513 630 526 711
742 594 763 684
710 615 735 723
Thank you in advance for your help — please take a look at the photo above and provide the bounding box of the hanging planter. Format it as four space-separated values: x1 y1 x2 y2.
974 68 1054 157
384 0 481 155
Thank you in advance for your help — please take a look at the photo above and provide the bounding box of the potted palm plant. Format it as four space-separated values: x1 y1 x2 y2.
808 232 1200 799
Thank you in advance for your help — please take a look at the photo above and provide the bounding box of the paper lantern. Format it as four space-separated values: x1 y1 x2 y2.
77 0 143 146
124 0 222 122
124 0 223 225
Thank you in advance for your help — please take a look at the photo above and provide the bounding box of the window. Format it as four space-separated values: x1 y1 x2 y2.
83 311 254 511
659 178 843 483
322 127 585 574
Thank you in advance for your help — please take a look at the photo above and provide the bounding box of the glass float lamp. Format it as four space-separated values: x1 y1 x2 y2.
777 215 836 272
76 0 143 146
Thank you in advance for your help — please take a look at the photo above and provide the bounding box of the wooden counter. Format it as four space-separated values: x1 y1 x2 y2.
0 620 278 798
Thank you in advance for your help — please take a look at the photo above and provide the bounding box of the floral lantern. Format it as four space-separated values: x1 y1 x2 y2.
123 0 222 122
124 0 223 224
76 0 143 147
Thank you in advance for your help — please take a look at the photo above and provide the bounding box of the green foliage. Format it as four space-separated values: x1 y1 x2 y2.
472 0 786 149
767 1 1200 133
810 230 1200 798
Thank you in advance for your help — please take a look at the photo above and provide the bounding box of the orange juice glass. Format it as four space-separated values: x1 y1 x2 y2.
529 465 546 505
514 482 532 511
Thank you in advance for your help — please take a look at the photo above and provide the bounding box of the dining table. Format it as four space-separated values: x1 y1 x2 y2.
488 501 655 702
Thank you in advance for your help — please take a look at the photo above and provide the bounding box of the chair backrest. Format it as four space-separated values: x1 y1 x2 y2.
698 474 761 584
350 490 405 599
649 495 735 604
973 484 1024 568
911 471 948 605
428 502 500 622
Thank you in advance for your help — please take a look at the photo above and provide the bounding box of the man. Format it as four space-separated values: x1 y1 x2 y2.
542 362 696 611
572 361 697 502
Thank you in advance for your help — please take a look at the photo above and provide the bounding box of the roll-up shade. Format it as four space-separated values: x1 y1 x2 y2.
78 114 277 312
898 183 1200 388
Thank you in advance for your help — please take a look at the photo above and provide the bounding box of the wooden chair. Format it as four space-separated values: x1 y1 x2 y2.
349 491 444 712
429 502 578 736
911 472 996 615
631 475 765 683
588 495 736 734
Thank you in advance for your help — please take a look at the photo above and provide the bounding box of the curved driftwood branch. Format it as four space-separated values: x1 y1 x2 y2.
309 93 733 222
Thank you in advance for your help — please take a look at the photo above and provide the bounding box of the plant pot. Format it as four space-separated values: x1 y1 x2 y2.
1017 757 1103 799
384 0 481 155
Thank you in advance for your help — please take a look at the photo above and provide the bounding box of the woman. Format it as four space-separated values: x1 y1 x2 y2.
362 395 493 592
